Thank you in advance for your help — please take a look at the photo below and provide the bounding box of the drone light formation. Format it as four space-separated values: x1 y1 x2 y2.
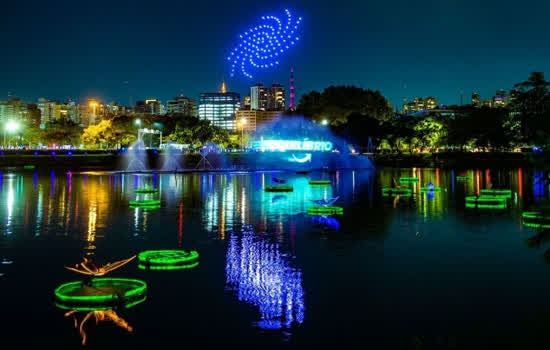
228 9 302 79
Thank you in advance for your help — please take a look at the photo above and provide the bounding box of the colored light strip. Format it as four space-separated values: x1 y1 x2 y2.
307 206 343 215
250 139 333 152
138 250 199 265
138 262 199 271
265 185 294 192
54 278 147 304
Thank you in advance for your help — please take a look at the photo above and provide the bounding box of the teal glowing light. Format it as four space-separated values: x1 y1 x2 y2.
251 139 333 152
307 206 343 216
54 278 147 308
399 177 419 183
138 250 199 267
265 185 294 192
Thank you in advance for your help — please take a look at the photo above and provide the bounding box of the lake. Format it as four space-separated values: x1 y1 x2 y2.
1 167 549 348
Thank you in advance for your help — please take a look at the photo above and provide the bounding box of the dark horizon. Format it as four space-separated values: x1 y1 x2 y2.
1 0 549 108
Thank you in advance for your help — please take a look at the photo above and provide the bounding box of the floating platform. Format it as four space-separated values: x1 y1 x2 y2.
382 187 412 196
456 176 472 181
522 212 550 228
480 189 512 198
134 187 158 194
308 180 332 186
307 206 344 216
465 195 507 209
399 177 419 184
129 199 161 209
138 250 199 270
54 277 147 311
265 185 294 192
23 165 36 170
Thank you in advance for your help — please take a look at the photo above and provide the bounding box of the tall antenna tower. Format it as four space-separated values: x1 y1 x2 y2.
289 67 296 111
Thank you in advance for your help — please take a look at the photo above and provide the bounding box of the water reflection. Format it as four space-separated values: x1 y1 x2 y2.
225 226 305 330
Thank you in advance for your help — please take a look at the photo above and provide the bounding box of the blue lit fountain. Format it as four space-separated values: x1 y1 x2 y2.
125 140 148 172
160 142 182 172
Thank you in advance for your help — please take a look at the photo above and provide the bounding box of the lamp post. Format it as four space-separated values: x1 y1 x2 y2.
134 118 141 141
4 120 20 148
321 119 328 126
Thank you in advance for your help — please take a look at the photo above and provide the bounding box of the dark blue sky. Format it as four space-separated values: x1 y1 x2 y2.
1 0 549 109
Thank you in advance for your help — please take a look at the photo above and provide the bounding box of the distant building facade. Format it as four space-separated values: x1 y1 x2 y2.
250 83 286 111
235 109 281 132
166 95 197 116
402 96 438 114
199 83 240 131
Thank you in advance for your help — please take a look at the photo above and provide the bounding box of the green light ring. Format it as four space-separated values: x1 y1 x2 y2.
522 212 550 220
23 165 36 170
456 176 472 180
55 295 147 311
265 186 294 192
308 180 332 185
399 177 419 183
465 203 507 209
134 187 158 194
307 206 343 215
383 193 412 198
138 250 199 266
54 278 147 305
129 205 161 210
138 262 199 270
420 187 442 192
465 196 507 204
382 187 412 194
129 200 161 207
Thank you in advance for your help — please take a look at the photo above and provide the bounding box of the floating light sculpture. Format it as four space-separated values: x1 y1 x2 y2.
399 177 419 184
65 256 136 277
307 206 343 216
228 9 303 79
480 189 512 198
465 195 507 209
137 250 199 270
134 187 158 194
456 176 471 181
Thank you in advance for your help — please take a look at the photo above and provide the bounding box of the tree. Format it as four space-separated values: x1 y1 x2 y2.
82 120 115 149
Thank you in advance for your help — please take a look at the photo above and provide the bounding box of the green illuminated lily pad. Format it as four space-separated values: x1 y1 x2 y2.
456 176 471 181
522 211 550 228
307 206 343 216
138 250 199 269
54 278 147 310
308 180 332 185
420 186 441 192
382 187 412 195
465 195 507 209
129 199 161 208
480 189 512 198
134 187 158 194
23 165 36 170
265 185 294 192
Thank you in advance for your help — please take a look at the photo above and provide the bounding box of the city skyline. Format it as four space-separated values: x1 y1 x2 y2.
2 0 550 109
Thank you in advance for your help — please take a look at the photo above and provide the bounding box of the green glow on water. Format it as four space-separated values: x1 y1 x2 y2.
456 176 472 181
55 295 147 311
265 185 294 192
54 278 147 305
420 187 441 192
307 206 343 215
382 187 412 195
138 250 199 266
23 165 36 170
521 212 550 228
134 187 158 194
480 189 512 198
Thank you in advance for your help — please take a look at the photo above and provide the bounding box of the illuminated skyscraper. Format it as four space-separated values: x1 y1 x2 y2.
199 83 240 131
250 83 285 111
166 95 197 116
250 83 268 110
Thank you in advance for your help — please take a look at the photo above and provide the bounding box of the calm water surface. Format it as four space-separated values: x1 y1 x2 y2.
1 168 550 347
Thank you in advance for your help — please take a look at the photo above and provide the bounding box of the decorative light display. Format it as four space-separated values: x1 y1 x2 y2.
129 199 161 208
399 177 419 184
265 185 294 192
307 206 343 216
420 183 441 192
382 187 412 196
308 179 332 186
134 187 158 194
54 278 147 308
228 9 303 79
480 189 512 198
251 139 333 152
456 176 472 181
65 256 136 277
290 153 312 163
225 227 305 329
522 212 550 228
137 250 199 270
465 196 507 209
23 165 35 170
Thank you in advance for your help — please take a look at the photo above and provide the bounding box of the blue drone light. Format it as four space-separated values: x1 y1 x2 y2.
228 9 302 79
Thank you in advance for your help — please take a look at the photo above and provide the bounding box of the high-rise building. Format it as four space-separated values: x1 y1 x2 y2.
402 97 438 114
166 95 197 116
250 83 285 111
236 109 281 132
199 83 240 131
243 96 251 109
268 83 285 111
493 89 507 107
250 83 268 110
471 92 481 106
135 99 161 114
0 98 27 122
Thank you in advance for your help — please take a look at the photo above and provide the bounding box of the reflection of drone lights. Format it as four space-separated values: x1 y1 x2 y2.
290 153 311 163
65 256 136 277
65 309 133 345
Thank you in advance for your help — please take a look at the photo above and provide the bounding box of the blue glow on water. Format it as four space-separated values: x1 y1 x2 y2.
225 226 305 329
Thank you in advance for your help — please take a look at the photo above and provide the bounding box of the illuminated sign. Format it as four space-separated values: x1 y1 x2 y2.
251 139 333 152
289 153 312 163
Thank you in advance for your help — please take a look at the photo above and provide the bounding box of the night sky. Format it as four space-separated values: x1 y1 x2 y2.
1 0 549 109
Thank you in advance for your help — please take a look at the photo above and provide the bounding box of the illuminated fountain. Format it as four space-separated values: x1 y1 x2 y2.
225 226 305 329
160 143 182 172
125 140 148 172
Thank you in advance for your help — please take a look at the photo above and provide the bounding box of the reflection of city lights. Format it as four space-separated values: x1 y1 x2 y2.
225 227 305 329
